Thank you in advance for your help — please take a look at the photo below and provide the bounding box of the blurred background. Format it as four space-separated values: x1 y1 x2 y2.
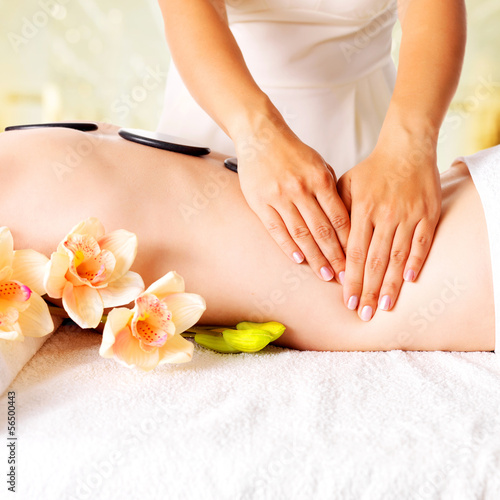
0 0 499 170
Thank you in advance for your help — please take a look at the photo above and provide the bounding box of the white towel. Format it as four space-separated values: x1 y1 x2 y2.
3 324 500 499
0 316 62 396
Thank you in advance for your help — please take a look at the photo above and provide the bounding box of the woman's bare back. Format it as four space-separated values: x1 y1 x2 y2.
0 124 494 352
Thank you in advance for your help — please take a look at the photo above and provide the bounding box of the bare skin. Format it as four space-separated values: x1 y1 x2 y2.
157 0 467 319
0 124 494 352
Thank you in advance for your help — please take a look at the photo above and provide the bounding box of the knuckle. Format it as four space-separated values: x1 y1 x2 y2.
291 225 311 240
346 279 363 290
409 254 424 269
265 223 290 248
288 178 308 196
263 182 283 198
381 282 399 296
313 224 334 241
307 252 326 265
415 234 430 247
380 207 398 225
367 256 386 273
265 220 283 235
347 247 366 264
328 254 345 269
361 291 379 302
313 168 333 186
390 249 408 265
358 201 375 218
329 214 350 231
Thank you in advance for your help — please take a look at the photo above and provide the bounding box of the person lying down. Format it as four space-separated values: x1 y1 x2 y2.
1 123 498 354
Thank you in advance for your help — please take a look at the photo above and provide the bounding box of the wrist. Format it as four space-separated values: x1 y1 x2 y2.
375 104 439 169
378 101 440 149
227 93 289 146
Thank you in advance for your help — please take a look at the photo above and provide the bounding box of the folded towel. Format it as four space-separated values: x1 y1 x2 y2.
0 316 62 396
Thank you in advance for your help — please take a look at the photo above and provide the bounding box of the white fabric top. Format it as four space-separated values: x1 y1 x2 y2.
157 0 398 176
453 144 500 354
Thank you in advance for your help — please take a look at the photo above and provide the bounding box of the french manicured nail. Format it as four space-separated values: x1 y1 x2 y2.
404 269 416 282
379 295 391 311
292 251 304 264
338 271 345 286
320 266 334 281
360 305 373 322
347 295 358 310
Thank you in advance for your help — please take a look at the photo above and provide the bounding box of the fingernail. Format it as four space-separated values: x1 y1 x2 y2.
379 295 391 311
338 271 345 286
320 266 334 281
360 305 373 322
292 251 304 264
404 269 416 282
347 295 358 310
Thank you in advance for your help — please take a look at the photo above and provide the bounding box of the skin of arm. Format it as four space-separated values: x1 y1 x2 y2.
157 0 351 286
338 0 467 321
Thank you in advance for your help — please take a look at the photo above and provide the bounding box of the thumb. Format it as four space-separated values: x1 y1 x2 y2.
336 172 352 215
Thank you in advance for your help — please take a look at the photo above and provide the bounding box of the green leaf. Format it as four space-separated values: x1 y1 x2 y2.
222 328 274 353
236 321 286 341
194 332 241 353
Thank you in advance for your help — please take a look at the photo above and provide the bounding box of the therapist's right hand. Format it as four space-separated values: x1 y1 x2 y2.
234 124 350 284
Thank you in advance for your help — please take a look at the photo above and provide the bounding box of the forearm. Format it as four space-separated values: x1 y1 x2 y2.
379 0 466 147
157 0 284 141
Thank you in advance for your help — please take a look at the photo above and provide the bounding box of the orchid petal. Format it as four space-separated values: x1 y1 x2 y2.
72 248 116 286
98 271 144 308
17 292 55 337
0 227 14 269
0 323 23 341
0 280 32 302
62 283 104 329
99 307 134 358
158 334 194 365
236 321 286 341
98 230 138 282
44 251 70 298
0 305 19 323
132 294 175 347
144 271 185 298
112 326 160 371
67 217 105 241
194 332 241 353
161 292 206 334
0 298 30 316
12 249 49 296
0 266 13 283
63 233 100 259
223 328 274 353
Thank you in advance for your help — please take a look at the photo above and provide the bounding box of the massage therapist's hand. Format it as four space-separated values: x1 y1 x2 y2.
336 142 441 321
234 124 350 283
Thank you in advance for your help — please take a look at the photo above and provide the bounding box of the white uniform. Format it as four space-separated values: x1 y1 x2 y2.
157 0 398 177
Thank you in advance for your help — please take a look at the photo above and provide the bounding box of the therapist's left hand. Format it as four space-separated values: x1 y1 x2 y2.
336 143 441 321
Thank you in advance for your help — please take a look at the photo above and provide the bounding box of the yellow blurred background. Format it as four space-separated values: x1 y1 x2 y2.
1 0 499 170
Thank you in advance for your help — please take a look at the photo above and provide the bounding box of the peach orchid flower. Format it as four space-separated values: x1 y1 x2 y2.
44 218 144 329
0 227 54 341
99 271 206 371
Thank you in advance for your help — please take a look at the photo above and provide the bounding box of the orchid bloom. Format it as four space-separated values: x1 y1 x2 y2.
0 227 54 341
44 218 144 329
99 271 206 371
